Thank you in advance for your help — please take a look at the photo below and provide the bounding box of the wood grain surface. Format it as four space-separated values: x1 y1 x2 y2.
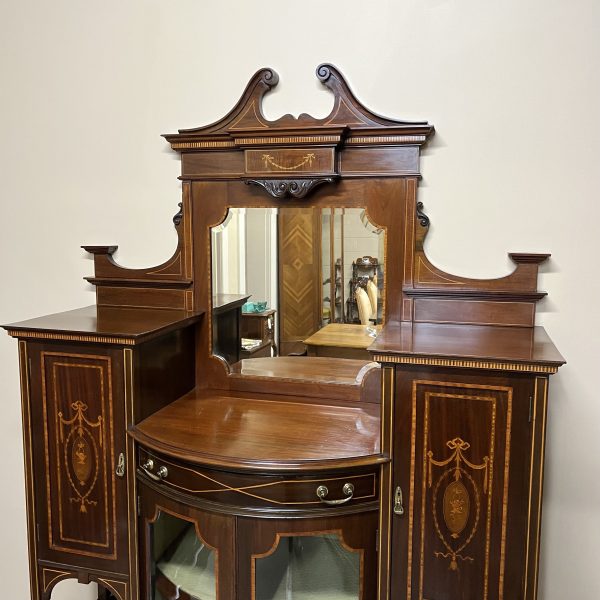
3 305 202 345
131 389 383 472
369 322 565 367
304 323 381 350
230 356 378 385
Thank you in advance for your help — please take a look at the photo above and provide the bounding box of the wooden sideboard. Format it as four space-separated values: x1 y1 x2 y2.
212 293 250 365
304 323 381 360
240 308 277 358
4 65 564 600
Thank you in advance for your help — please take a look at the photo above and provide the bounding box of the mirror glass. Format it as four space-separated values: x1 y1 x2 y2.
211 207 384 366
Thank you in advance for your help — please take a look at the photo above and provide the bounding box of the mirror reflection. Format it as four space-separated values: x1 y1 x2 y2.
211 207 384 365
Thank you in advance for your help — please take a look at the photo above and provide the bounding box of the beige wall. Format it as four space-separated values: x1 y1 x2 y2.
1 1 598 598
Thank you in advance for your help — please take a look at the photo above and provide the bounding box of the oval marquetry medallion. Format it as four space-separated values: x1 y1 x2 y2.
64 427 100 506
431 467 481 569
71 434 93 485
443 479 470 537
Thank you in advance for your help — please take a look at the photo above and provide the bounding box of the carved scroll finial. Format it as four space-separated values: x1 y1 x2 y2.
165 64 433 145
416 201 430 228
259 67 279 89
316 63 351 95
316 63 334 83
315 63 430 128
175 67 280 135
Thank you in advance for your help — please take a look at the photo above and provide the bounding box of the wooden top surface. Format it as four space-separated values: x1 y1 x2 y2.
369 322 565 370
3 305 203 345
212 294 251 313
230 356 378 386
241 309 276 318
303 324 381 349
131 389 383 472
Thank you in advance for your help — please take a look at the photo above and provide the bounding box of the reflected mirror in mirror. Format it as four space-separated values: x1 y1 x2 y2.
211 207 384 367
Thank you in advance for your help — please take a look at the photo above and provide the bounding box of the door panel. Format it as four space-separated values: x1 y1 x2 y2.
29 344 130 574
237 511 378 600
138 483 235 600
391 371 533 600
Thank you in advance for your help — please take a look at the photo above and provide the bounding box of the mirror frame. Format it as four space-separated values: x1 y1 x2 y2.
193 177 409 390
209 205 386 364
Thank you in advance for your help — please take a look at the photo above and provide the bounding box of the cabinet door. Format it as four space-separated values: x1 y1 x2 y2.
237 511 378 600
390 370 534 600
138 483 235 600
28 344 131 575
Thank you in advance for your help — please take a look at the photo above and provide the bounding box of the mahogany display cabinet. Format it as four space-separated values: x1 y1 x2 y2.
4 64 564 600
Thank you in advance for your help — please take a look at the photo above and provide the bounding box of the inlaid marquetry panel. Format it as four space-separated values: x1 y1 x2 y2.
245 148 335 175
392 377 517 600
41 352 118 560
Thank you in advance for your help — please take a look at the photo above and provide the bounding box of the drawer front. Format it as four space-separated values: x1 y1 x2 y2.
138 448 378 510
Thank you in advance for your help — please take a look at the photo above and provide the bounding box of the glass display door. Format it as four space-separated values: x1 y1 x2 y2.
151 511 216 600
255 533 361 600
139 485 235 600
238 512 378 600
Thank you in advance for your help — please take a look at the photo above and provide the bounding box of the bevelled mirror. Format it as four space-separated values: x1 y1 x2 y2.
210 207 385 367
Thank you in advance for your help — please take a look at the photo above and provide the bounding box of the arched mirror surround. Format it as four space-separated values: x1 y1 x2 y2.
192 176 408 386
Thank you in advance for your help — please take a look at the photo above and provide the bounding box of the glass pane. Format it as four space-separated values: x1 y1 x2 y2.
255 533 360 600
210 206 384 364
151 512 216 600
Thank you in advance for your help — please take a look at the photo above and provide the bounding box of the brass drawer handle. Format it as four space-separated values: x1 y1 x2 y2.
138 463 168 483
316 483 354 505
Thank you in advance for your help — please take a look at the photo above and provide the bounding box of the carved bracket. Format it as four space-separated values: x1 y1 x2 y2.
416 201 430 228
411 201 549 297
244 177 335 199
172 202 183 226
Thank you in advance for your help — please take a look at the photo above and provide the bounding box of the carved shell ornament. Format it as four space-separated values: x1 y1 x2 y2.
245 178 335 199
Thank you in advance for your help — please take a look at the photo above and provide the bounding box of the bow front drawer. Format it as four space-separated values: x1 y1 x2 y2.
137 448 379 512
